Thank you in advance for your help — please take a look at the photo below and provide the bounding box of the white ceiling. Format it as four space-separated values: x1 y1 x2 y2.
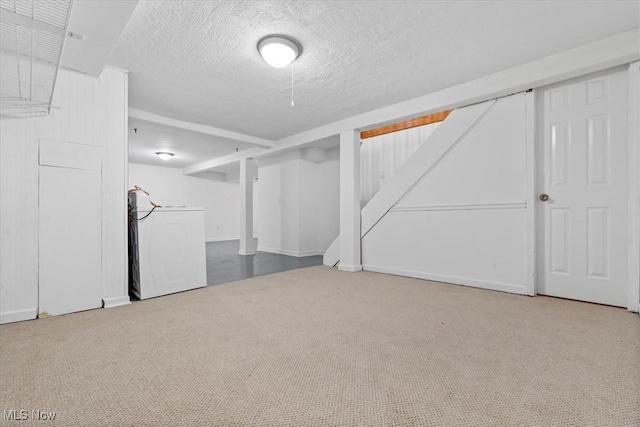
128 117 256 168
109 1 639 168
63 1 138 76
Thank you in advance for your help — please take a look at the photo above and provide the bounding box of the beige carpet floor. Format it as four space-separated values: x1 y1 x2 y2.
1 266 639 427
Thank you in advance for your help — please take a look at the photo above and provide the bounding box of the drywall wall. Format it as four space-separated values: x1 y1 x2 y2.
316 149 341 252
362 94 530 294
0 67 128 323
256 151 299 255
257 148 339 256
361 122 440 207
128 163 249 242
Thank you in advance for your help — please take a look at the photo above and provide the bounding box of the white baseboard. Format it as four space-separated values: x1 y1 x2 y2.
0 307 37 324
206 236 238 242
339 264 363 272
257 246 323 257
238 249 257 255
206 236 259 242
102 296 131 308
296 249 324 257
363 265 528 295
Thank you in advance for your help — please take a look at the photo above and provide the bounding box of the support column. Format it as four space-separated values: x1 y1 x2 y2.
238 158 256 255
339 130 362 272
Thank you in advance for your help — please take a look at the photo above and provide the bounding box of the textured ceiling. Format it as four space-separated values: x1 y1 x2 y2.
128 117 255 168
110 1 639 142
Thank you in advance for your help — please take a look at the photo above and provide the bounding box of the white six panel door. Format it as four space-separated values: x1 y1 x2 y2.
537 67 628 307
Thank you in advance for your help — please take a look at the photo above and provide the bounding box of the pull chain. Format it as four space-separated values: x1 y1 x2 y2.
291 63 295 107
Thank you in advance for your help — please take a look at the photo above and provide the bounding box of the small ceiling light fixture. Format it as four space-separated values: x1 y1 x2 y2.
258 35 301 68
155 151 174 160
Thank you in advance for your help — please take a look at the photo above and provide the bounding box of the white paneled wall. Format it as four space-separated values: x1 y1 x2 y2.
128 163 245 242
0 113 39 323
0 67 128 323
360 123 440 207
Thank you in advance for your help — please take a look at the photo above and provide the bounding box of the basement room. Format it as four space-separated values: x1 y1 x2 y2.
1 1 639 426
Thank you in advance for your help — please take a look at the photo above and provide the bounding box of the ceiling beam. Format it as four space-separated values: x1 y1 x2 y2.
271 28 639 152
129 108 275 148
360 110 452 139
61 0 139 76
183 147 267 175
181 28 639 175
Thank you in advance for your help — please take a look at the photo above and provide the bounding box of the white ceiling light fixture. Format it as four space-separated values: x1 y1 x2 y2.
155 151 174 160
258 35 301 68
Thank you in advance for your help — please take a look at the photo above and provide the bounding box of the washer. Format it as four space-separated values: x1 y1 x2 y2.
129 205 207 300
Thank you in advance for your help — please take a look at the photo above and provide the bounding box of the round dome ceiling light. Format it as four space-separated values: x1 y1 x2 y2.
155 151 174 160
258 35 301 68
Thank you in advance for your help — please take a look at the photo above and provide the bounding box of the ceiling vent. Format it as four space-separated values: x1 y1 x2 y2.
0 0 73 117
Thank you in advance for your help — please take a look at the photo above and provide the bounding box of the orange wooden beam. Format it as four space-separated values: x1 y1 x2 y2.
360 110 452 140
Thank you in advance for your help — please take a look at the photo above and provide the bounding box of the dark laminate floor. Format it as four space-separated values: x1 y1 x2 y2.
206 240 323 286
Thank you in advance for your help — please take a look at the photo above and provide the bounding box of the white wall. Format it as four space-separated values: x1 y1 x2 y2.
316 149 341 251
257 151 300 254
0 67 128 323
362 94 531 294
128 163 249 242
629 61 640 313
257 148 339 256
361 122 440 207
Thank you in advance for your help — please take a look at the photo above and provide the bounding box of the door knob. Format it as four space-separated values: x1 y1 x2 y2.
539 194 549 202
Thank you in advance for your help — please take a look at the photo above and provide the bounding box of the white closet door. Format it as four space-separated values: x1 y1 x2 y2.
39 141 102 316
537 67 628 307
